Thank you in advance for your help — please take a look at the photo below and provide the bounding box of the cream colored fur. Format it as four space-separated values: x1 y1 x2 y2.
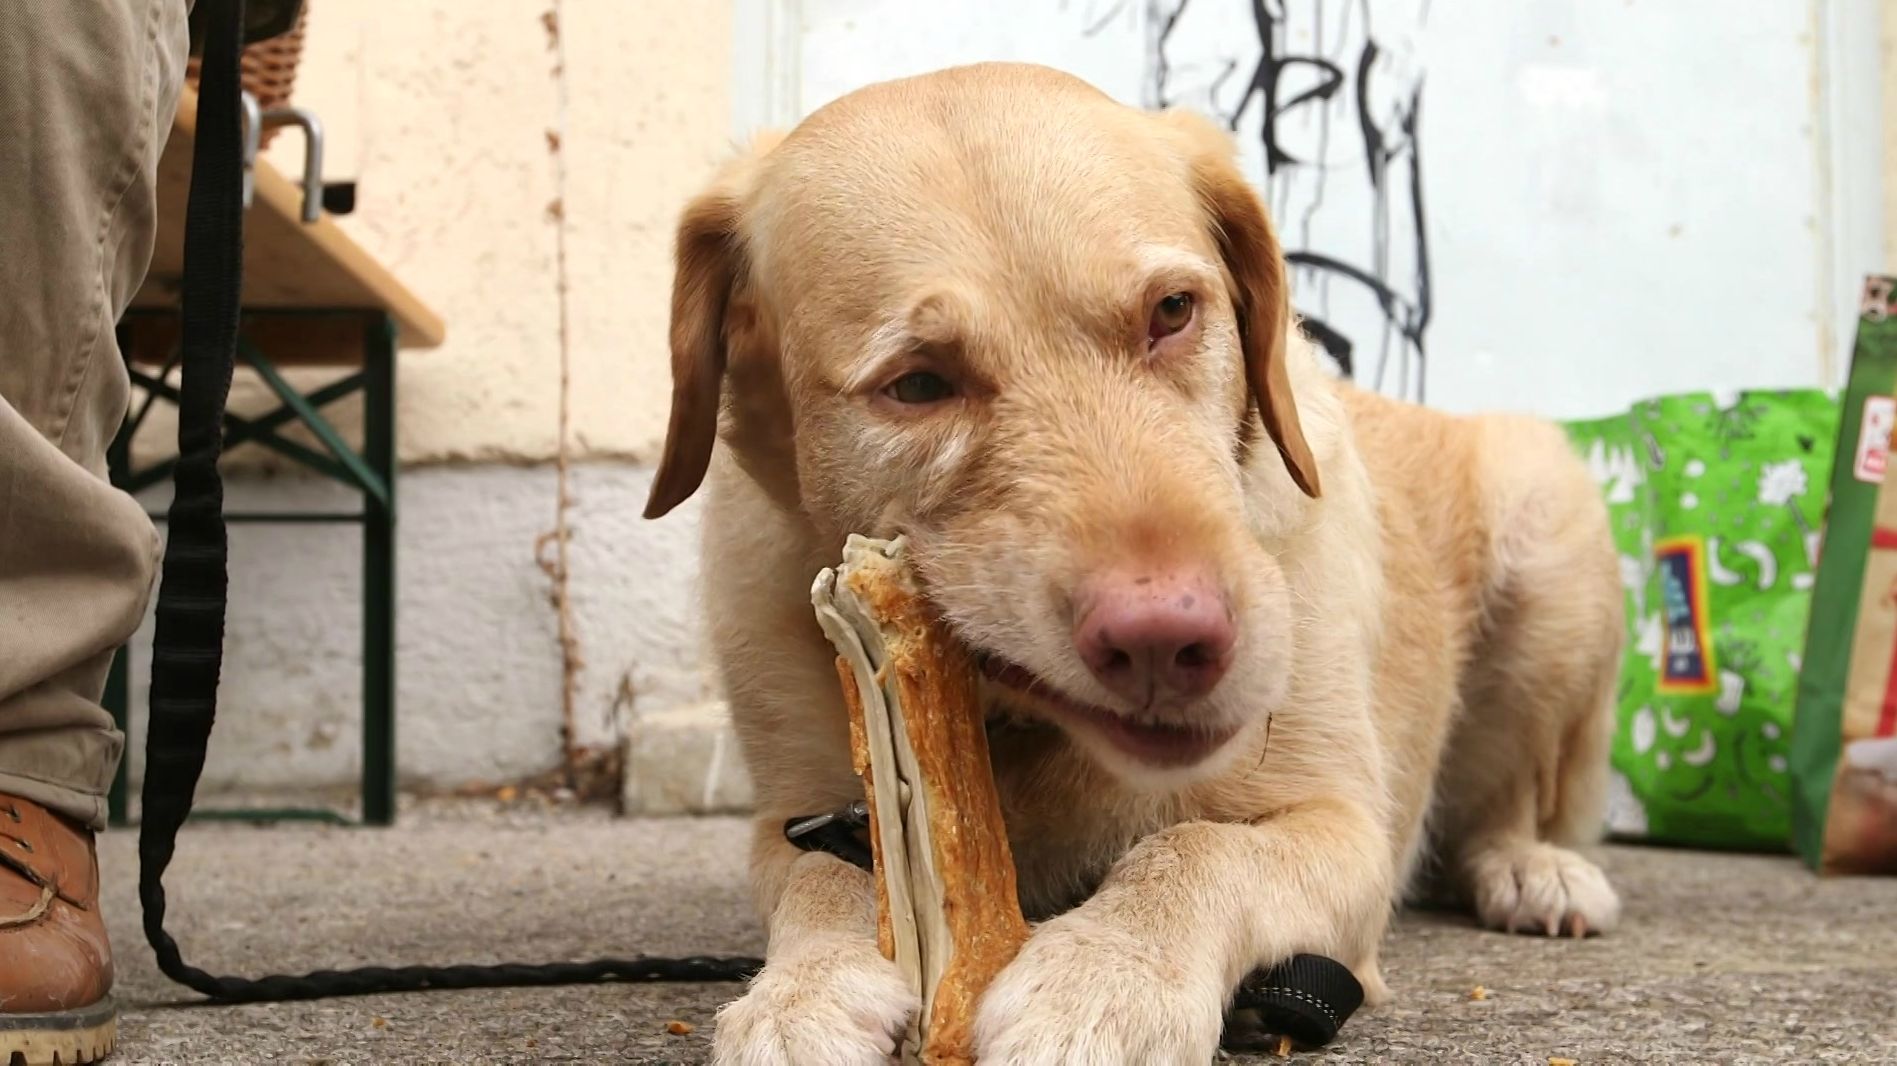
645 63 1624 1066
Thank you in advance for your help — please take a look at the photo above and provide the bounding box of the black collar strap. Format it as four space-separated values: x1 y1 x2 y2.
784 803 1365 1050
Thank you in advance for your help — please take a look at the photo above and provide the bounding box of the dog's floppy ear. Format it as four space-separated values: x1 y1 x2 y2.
1159 110 1321 499
644 133 783 520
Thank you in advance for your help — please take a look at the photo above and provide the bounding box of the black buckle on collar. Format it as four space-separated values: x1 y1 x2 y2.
782 801 1363 1049
783 800 874 872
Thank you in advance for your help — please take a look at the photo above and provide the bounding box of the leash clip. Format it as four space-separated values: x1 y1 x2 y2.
783 800 874 870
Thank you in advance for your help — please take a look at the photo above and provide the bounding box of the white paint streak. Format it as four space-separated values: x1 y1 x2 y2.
1516 64 1608 110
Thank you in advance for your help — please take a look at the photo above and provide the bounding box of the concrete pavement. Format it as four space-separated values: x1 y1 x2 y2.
95 802 1897 1064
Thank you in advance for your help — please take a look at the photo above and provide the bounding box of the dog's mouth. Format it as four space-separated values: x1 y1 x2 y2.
972 651 1238 769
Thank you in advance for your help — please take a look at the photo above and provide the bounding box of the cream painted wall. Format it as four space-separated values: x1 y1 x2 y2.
260 0 733 464
561 1 735 459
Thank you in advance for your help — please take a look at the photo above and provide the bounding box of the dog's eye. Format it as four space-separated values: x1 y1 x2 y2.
884 371 956 406
1149 292 1194 342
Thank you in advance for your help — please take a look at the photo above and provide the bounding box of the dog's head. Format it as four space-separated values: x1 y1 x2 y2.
646 64 1322 789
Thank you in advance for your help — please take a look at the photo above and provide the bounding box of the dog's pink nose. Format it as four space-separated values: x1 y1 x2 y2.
1072 569 1236 704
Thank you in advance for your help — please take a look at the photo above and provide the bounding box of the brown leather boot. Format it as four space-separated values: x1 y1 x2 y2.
0 794 116 1065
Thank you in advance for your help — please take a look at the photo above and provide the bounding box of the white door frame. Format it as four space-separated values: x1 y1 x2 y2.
1818 0 1888 384
730 0 803 139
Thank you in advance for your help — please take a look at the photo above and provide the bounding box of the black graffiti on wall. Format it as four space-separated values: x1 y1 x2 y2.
1147 0 1432 400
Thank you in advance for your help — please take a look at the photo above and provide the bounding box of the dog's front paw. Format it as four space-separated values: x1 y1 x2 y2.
711 935 918 1066
974 913 1225 1066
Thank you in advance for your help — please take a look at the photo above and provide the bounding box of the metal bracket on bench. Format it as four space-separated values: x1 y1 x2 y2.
240 90 261 208
239 89 327 223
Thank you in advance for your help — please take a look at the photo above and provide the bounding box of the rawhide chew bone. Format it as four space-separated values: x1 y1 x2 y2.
811 535 1031 1065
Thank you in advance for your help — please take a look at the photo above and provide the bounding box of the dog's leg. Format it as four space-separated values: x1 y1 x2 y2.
1443 746 1620 938
1439 632 1622 939
974 801 1392 1066
1438 434 1624 938
1437 668 1623 941
711 826 918 1066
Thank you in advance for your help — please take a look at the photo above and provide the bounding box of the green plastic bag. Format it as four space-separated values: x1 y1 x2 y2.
1566 389 1839 849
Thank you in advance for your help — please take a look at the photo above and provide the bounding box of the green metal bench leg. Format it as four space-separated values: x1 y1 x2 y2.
361 316 398 825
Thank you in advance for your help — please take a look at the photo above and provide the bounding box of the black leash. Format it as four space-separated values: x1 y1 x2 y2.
137 0 1360 1047
138 0 760 1005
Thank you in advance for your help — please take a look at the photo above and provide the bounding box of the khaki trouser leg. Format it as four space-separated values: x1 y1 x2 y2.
0 0 189 831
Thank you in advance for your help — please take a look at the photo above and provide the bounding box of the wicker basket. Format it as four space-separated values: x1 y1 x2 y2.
185 2 309 149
